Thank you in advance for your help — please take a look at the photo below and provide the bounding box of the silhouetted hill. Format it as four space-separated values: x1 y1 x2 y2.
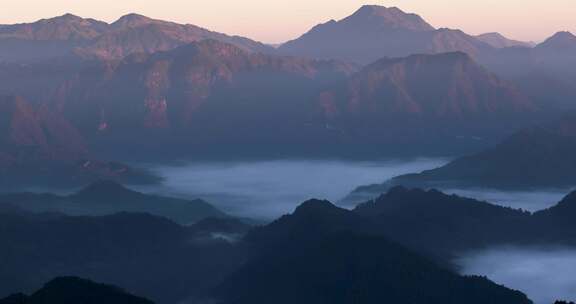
353 187 531 254
0 180 226 224
216 198 531 304
351 114 576 192
279 5 494 64
347 186 576 253
0 277 153 304
0 210 246 304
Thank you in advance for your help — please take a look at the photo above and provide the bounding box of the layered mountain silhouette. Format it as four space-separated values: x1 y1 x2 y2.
346 114 576 193
5 185 576 304
215 196 531 304
347 187 576 257
0 180 226 224
279 5 495 64
0 13 272 63
0 277 153 304
0 209 247 304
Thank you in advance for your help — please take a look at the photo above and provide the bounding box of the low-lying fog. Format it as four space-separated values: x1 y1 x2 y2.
141 159 576 303
143 158 446 220
457 247 576 304
142 159 573 219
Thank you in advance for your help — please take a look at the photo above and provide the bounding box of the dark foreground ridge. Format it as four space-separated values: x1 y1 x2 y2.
0 277 153 304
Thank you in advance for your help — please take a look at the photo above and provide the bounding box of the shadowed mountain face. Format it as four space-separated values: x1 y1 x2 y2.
0 40 544 160
279 5 494 64
0 180 226 224
314 52 537 152
351 114 576 192
0 95 87 164
0 277 153 304
0 13 272 63
319 52 533 118
215 197 531 304
0 95 159 190
476 33 533 48
39 39 356 158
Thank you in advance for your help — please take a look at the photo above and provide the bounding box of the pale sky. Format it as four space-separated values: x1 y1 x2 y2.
1 0 575 44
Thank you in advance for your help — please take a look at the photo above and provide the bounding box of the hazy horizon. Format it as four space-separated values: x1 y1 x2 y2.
2 0 575 44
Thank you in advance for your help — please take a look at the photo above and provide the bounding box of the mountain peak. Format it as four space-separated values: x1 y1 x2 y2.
343 5 435 31
112 13 156 28
293 199 338 216
538 31 576 50
54 13 83 21
476 32 532 48
38 13 85 24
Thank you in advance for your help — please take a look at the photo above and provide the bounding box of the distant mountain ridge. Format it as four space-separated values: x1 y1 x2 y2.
476 32 533 48
0 13 273 62
279 5 495 64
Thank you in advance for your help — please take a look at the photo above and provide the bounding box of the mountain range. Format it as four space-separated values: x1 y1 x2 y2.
0 6 573 163
0 13 272 62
